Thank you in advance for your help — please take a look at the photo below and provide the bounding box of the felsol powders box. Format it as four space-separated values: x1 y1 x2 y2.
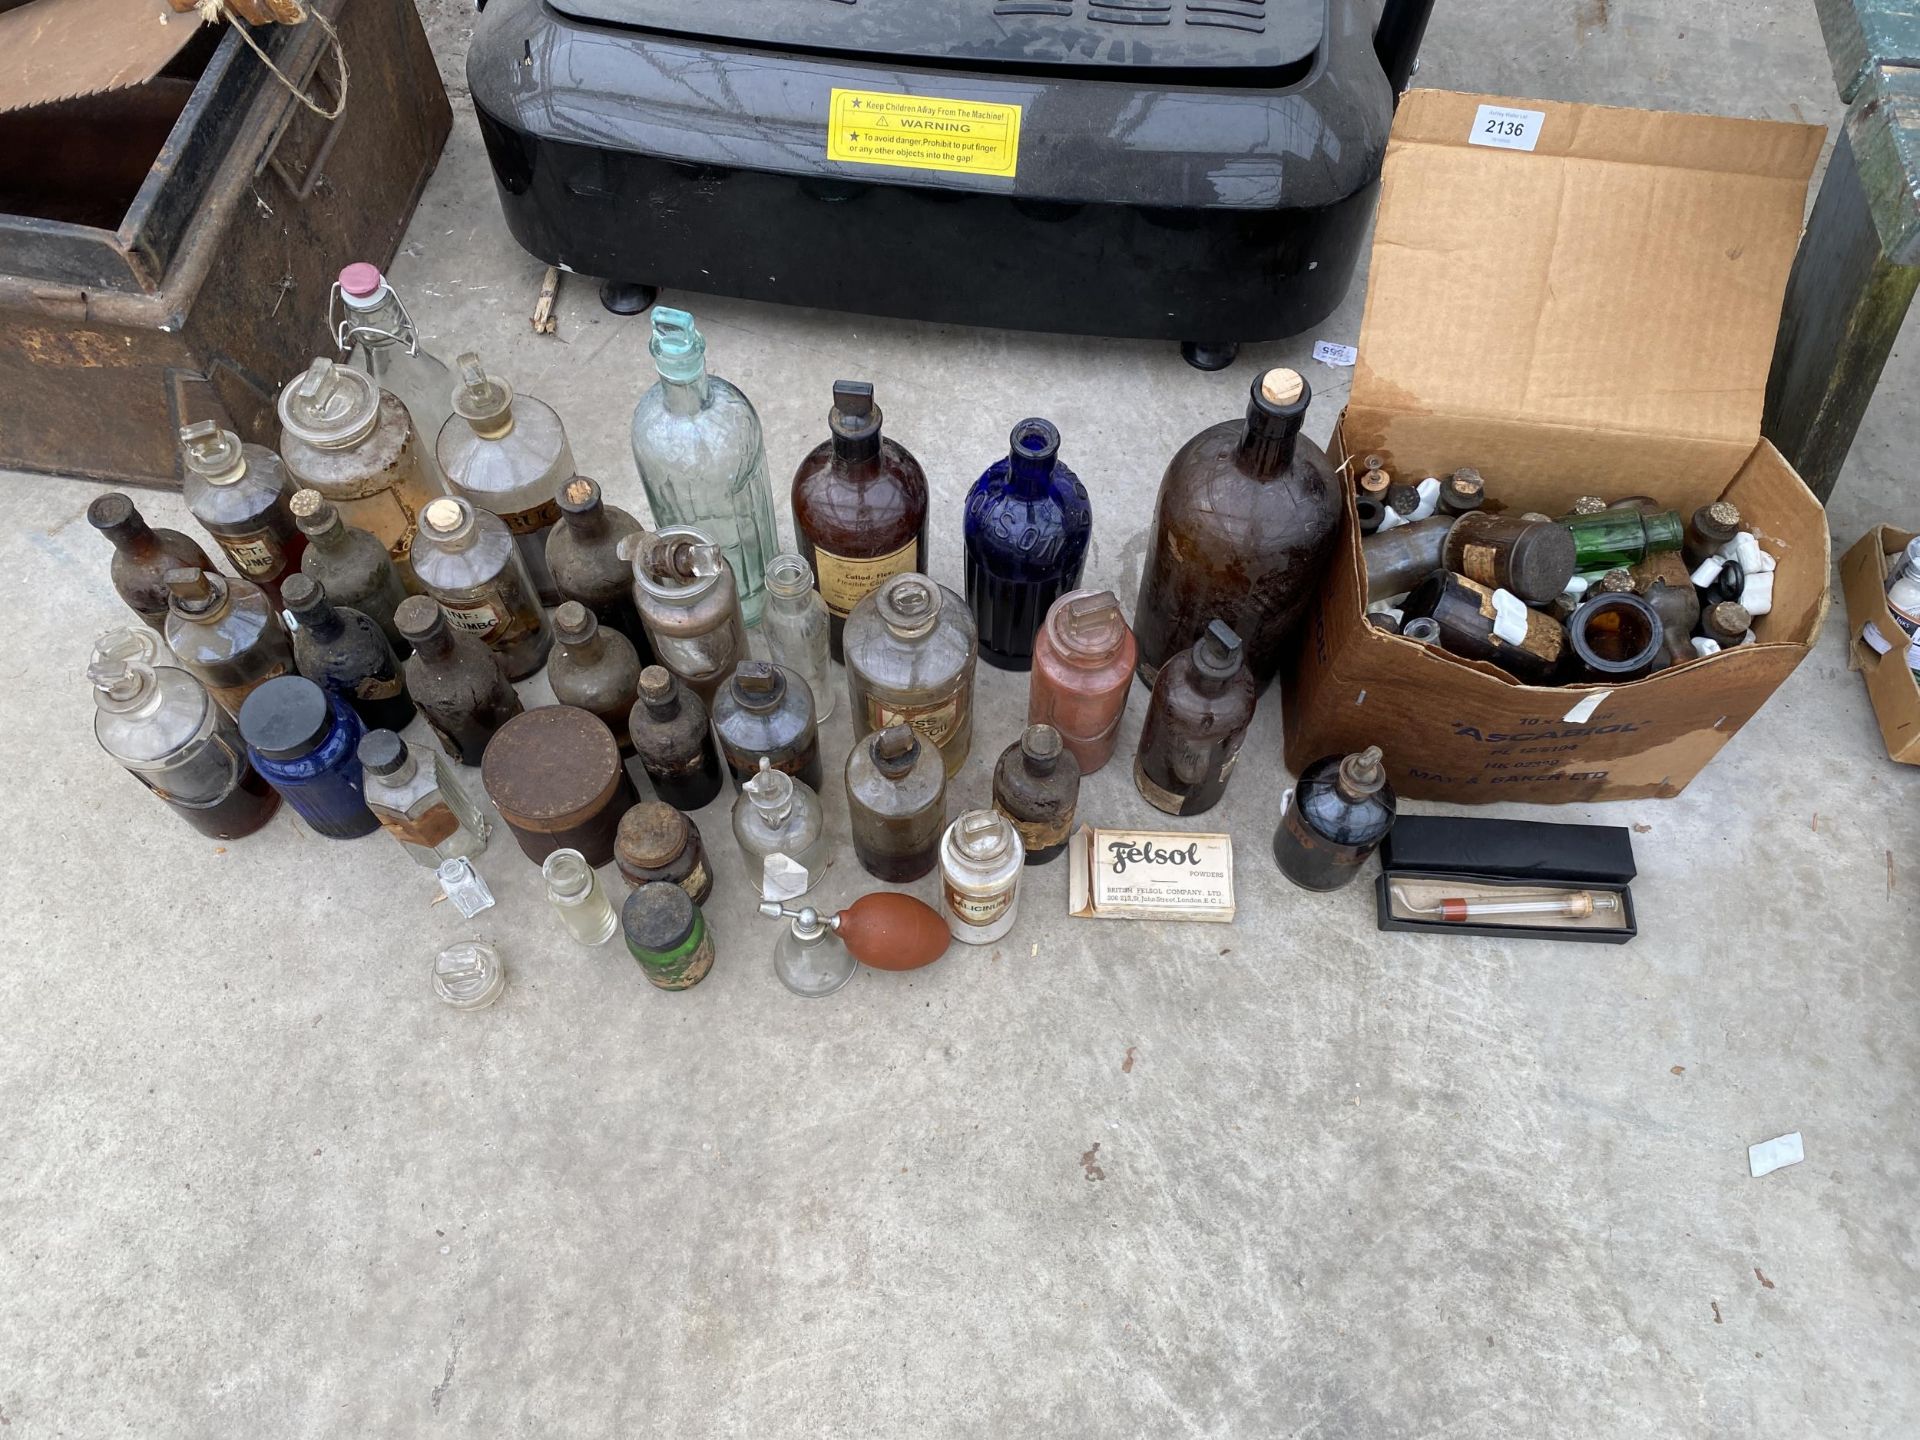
1840 526 1920 764
1282 90 1831 803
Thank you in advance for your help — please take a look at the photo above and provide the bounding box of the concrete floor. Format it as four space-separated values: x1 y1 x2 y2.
3 1 1917 1435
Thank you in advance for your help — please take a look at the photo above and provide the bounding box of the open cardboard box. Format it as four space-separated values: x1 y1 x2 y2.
1840 526 1920 764
1282 90 1832 804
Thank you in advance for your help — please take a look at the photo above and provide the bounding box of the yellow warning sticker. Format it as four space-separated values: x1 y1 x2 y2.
826 89 1021 179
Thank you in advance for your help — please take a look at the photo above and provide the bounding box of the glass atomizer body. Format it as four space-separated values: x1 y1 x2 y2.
759 904 858 999
178 422 304 605
790 380 930 660
1273 746 1397 892
629 307 781 625
357 727 491 866
963 418 1093 671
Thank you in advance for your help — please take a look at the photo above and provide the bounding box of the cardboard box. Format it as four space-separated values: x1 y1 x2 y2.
1840 526 1920 764
1282 91 1832 804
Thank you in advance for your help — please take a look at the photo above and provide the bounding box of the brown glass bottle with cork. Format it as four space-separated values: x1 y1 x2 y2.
394 595 524 766
1133 620 1258 817
1133 369 1342 693
629 665 726 811
88 494 215 631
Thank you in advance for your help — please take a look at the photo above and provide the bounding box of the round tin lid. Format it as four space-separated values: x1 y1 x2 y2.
278 359 380 450
623 880 696 953
481 706 622 829
239 675 332 759
617 801 692 869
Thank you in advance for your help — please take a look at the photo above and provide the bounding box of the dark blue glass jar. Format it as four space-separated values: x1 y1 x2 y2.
238 675 380 839
963 418 1092 672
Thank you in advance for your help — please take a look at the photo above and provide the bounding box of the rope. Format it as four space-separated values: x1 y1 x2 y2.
196 0 350 122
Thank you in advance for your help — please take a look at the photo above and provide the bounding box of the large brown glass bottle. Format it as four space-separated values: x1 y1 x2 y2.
395 595 524 766
790 380 929 662
1133 368 1341 695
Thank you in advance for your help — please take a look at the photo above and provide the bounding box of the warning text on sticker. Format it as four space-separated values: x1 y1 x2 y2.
827 88 1021 179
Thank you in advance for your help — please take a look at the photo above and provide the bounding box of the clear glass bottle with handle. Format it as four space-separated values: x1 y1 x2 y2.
621 525 750 706
162 568 295 719
332 262 453 483
178 421 305 606
543 847 620 946
410 496 552 680
436 351 572 603
358 727 491 866
629 307 781 625
732 757 830 901
762 553 835 722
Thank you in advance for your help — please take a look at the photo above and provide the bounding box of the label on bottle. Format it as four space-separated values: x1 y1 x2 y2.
371 800 461 849
680 857 710 903
498 497 563 537
814 538 919 618
943 878 1015 930
1132 757 1192 816
355 672 405 701
438 595 507 640
206 664 288 717
220 525 284 579
866 689 962 749
1890 596 1920 639
1458 541 1502 590
1001 806 1073 858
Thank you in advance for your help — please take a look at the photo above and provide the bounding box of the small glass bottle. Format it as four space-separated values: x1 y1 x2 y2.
630 307 781 625
281 573 415 733
432 940 506 1010
622 882 716 991
1684 500 1743 570
845 723 946 883
1134 619 1258 817
963 418 1093 671
395 595 525 766
291 489 412 658
1567 592 1664 680
237 675 380 839
1363 516 1454 601
437 351 572 603
332 261 454 483
1439 513 1577 605
789 379 930 660
89 657 280 839
277 358 441 581
1559 508 1685 571
178 421 304 605
732 757 830 901
629 665 726 811
844 572 978 777
410 496 552 680
939 810 1024 946
712 660 823 792
764 905 858 999
163 568 296 719
621 525 750 706
614 801 715 904
436 857 496 918
87 493 214 630
1028 589 1136 775
762 553 835 723
1400 573 1568 684
543 847 620 946
1273 746 1397 891
992 724 1080 867
546 476 651 658
1133 369 1342 693
549 602 643 750
357 727 491 866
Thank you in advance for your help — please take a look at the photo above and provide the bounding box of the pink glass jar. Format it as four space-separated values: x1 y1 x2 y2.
1028 589 1137 774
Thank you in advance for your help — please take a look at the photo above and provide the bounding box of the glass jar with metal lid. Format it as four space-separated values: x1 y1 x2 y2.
619 524 749 707
480 704 636 866
277 357 442 577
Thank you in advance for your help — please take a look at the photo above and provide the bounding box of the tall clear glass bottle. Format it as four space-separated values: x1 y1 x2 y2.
1133 369 1342 694
291 489 412 658
162 568 295 718
963 418 1093 671
762 553 835 723
546 476 651 659
410 496 552 680
87 493 214 631
550 602 643 750
845 723 946 882
789 380 930 660
277 358 442 582
844 573 978 778
732 757 830 901
178 421 305 605
395 595 525 766
357 727 491 866
281 574 415 732
543 848 620 946
90 657 280 838
621 525 750 706
629 307 780 625
436 351 572 603
332 262 454 483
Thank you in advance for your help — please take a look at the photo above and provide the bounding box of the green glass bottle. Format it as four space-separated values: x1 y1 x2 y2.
1559 509 1685 571
621 881 716 991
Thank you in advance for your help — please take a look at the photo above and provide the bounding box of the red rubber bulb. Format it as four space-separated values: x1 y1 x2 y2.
834 892 949 971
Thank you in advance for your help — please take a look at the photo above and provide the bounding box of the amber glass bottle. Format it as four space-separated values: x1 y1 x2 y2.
88 494 215 631
790 380 929 661
628 665 725 811
395 594 524 765
1133 369 1341 694
1134 620 1258 817
992 724 1080 866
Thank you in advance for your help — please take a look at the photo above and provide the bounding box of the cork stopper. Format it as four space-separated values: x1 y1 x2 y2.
559 476 602 514
1706 499 1741 530
1596 569 1636 594
1260 368 1305 406
638 665 676 706
1569 495 1609 516
421 496 471 539
553 601 596 645
289 488 336 535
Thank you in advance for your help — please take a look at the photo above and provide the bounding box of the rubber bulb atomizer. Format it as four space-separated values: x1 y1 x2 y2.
758 903 858 998
759 892 950 994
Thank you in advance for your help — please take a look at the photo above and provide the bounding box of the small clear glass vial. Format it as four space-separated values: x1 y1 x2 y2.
542 847 619 946
436 857 496 918
939 809 1024 945
759 902 858 999
432 940 506 1010
762 553 835 722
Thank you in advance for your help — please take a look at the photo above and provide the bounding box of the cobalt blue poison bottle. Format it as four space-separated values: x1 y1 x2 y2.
238 675 381 839
963 418 1092 671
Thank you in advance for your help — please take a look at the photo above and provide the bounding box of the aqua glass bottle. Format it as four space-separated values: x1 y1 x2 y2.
629 307 781 626
963 418 1093 671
